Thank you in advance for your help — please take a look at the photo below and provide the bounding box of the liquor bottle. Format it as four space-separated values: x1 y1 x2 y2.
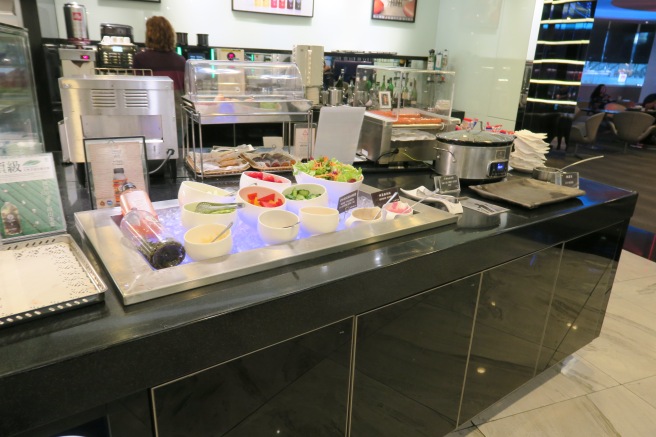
402 82 410 107
410 78 418 106
335 68 345 90
435 51 443 70
441 49 449 70
112 167 127 206
120 182 158 218
428 49 436 70
1 201 22 236
295 0 301 10
387 78 394 93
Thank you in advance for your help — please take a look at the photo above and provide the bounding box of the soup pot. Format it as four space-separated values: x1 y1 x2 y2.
434 130 515 182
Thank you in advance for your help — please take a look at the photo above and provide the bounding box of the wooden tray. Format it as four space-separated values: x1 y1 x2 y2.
469 178 585 209
241 151 298 173
185 153 250 177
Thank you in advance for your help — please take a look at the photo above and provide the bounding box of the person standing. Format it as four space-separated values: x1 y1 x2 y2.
133 16 186 146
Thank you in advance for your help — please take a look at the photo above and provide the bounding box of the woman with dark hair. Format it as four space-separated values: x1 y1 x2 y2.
133 16 186 90
589 84 612 112
133 16 186 147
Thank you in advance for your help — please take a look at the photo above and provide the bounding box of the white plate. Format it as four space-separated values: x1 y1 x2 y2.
399 187 464 214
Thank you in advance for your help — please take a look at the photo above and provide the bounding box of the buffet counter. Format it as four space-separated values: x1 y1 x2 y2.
0 168 637 437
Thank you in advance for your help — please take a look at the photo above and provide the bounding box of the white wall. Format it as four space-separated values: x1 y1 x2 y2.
52 0 439 55
435 0 538 130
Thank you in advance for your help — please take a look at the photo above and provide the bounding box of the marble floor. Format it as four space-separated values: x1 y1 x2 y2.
446 250 656 437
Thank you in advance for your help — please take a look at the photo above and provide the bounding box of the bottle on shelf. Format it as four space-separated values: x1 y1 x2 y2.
435 51 443 70
428 49 436 70
271 0 277 7
335 68 345 90
410 78 418 107
119 182 158 218
402 81 410 107
441 49 449 70
295 0 301 10
287 0 294 10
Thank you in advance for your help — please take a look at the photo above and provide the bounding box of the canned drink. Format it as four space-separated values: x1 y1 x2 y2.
64 2 90 44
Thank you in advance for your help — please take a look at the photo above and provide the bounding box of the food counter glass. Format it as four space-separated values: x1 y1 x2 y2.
181 61 313 178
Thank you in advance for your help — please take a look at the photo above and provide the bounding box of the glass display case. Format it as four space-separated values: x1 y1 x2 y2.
182 60 312 178
0 23 44 156
353 66 455 116
353 66 459 164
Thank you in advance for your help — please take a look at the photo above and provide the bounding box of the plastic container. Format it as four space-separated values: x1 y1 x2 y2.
119 210 186 269
120 182 157 217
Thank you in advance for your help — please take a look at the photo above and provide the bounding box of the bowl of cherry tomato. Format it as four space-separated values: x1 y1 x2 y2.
237 185 287 225
239 171 292 193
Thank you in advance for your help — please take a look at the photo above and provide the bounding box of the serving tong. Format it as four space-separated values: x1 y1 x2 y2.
195 202 245 214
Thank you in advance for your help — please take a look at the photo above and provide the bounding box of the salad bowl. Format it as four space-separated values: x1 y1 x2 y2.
293 157 363 203
239 171 292 192
282 183 329 215
237 186 287 225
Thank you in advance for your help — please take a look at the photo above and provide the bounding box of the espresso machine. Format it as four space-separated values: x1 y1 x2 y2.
97 23 136 68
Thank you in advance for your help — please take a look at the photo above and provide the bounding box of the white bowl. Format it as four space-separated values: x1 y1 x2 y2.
383 201 413 220
294 171 363 204
344 207 383 228
178 181 234 206
237 185 287 225
257 209 300 245
183 223 233 261
180 201 238 229
299 206 340 235
239 171 293 192
282 183 329 215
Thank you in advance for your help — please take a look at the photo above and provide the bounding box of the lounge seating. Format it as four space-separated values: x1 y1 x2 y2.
568 112 605 157
609 111 656 153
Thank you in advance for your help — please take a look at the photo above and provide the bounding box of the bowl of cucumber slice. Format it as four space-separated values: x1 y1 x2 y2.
282 183 329 215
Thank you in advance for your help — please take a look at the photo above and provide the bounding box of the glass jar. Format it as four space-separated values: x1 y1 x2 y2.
119 210 185 269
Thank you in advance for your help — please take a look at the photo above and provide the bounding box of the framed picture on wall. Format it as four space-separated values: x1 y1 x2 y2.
232 0 314 18
372 0 417 23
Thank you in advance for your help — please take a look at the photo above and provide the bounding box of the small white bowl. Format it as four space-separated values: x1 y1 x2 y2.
299 206 340 235
282 183 329 215
344 207 383 228
237 185 287 225
257 209 300 245
294 171 363 204
180 201 238 229
183 223 233 261
239 171 292 192
178 181 234 206
383 201 413 220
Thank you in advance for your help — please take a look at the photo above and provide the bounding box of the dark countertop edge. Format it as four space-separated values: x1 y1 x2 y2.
0 177 638 436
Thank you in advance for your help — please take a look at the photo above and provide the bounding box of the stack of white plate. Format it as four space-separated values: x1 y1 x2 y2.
509 130 551 173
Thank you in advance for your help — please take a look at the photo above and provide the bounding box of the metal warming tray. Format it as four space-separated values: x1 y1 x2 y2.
75 185 457 305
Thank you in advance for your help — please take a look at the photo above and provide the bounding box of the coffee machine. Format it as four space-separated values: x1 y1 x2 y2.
97 23 136 68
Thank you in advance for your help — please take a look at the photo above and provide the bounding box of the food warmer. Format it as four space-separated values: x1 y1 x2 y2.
353 66 460 165
181 60 313 178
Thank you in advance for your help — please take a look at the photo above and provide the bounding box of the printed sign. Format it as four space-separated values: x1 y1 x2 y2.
84 137 149 210
434 175 460 194
337 190 359 213
370 188 399 207
560 172 579 188
0 153 66 240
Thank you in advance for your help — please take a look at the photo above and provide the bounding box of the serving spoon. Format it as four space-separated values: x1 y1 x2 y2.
211 222 234 243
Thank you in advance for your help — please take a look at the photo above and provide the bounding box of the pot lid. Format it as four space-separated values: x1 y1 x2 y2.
436 130 515 147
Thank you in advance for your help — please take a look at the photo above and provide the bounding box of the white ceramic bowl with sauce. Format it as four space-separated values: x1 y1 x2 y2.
237 186 287 225
299 206 340 235
183 223 233 261
294 171 363 204
239 171 293 192
178 181 234 206
257 209 300 245
282 183 329 215
344 207 383 228
180 201 238 229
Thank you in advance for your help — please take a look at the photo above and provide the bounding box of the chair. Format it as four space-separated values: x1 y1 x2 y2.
568 112 605 156
608 111 656 153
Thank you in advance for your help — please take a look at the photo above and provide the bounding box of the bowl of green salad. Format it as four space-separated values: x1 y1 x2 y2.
282 183 329 215
293 157 363 203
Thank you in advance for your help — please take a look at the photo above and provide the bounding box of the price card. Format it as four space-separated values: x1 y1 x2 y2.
370 188 399 207
337 190 359 213
559 172 579 188
434 175 460 194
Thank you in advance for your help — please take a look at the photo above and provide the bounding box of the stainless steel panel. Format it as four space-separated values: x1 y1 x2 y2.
60 76 178 162
75 185 457 305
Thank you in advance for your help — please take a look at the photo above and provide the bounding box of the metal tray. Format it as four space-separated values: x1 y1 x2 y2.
75 185 458 305
469 178 585 209
0 234 106 328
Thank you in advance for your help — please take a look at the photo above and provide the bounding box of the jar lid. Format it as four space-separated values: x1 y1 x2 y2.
436 130 515 147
